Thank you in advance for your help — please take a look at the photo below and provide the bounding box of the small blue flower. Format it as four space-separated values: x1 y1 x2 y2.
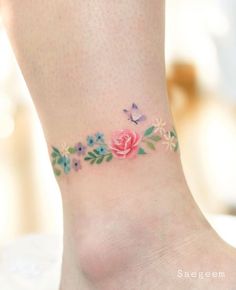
97 145 107 155
59 156 71 174
87 136 95 147
95 132 104 142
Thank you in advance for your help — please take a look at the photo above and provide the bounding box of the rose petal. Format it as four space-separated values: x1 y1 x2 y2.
125 146 139 158
124 136 132 150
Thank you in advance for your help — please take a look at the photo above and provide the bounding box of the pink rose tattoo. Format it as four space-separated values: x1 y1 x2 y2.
110 129 141 159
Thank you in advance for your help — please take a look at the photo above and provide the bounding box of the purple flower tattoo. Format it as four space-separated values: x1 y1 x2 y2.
75 142 86 156
72 158 81 172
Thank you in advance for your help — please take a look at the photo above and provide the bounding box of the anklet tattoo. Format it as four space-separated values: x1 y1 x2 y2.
51 103 179 176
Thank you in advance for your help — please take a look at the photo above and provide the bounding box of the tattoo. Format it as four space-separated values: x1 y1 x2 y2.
51 104 179 176
123 103 146 124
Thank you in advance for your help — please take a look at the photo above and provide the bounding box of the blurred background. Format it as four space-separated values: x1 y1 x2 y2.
1 0 236 247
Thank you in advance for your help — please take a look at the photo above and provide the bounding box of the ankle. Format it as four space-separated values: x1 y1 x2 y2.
74 210 155 282
59 141 212 285
69 198 210 284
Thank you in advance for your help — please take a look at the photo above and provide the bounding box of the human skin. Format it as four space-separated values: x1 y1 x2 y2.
1 1 236 289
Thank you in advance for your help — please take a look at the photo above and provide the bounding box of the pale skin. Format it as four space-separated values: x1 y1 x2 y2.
1 0 236 289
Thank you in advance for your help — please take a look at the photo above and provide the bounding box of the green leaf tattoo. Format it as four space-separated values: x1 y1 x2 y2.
84 149 113 165
146 141 156 151
68 147 76 154
54 168 61 176
96 156 104 164
149 135 161 142
144 126 155 137
88 152 97 158
106 154 113 162
138 148 147 155
52 146 61 154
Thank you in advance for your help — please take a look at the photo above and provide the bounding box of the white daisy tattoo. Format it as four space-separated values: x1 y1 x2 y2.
153 117 166 136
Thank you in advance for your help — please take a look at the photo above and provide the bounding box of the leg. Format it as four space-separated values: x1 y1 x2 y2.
1 1 236 289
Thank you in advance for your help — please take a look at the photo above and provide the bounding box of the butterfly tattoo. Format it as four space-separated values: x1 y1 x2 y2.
123 103 146 125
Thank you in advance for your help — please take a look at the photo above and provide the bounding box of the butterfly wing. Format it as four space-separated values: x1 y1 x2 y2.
132 103 138 110
130 104 146 123
136 114 146 122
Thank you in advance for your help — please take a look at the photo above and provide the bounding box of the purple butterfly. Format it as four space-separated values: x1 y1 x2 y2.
123 103 146 125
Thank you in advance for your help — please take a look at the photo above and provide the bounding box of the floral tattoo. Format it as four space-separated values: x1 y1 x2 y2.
51 103 179 176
